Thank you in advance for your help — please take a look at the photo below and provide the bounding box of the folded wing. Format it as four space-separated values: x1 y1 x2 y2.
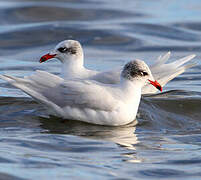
0 72 119 112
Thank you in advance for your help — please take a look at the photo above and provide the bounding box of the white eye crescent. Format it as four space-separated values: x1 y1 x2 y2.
58 47 68 53
140 71 148 76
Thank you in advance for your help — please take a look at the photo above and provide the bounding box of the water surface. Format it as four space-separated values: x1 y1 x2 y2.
0 0 201 179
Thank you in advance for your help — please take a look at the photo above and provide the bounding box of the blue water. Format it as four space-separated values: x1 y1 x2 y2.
0 0 201 179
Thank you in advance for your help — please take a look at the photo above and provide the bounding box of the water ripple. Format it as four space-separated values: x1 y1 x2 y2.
0 0 201 179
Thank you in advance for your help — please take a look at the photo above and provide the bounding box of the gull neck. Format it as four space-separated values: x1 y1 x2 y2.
61 55 84 78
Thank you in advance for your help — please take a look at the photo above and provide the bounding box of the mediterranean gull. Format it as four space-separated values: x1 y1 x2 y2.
40 40 196 94
0 60 161 126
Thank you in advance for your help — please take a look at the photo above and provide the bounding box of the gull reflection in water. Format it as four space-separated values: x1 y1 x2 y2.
39 116 141 163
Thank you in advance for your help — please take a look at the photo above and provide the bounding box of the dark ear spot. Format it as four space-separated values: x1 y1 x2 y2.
68 47 77 54
130 70 137 77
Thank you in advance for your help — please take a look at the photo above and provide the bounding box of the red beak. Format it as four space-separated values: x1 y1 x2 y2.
39 53 56 63
148 80 162 92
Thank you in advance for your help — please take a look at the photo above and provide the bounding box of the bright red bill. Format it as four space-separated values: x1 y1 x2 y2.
148 80 162 92
39 53 56 63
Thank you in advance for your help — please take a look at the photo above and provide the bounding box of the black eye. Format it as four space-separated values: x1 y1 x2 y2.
140 71 148 76
57 47 68 53
57 47 77 54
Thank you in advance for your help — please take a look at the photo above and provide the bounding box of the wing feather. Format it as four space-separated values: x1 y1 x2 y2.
91 67 122 84
0 73 119 112
142 52 196 94
60 80 119 111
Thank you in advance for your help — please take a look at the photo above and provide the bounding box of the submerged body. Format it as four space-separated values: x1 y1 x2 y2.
51 80 142 126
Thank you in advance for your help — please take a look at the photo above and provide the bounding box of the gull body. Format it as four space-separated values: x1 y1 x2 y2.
40 40 196 94
0 60 161 126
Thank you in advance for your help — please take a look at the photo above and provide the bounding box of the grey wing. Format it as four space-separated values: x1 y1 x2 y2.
24 70 63 87
0 71 65 107
0 72 118 111
59 80 119 111
91 66 122 84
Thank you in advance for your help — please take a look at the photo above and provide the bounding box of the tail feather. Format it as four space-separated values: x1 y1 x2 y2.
158 63 196 87
0 74 30 85
169 54 196 68
143 52 196 94
25 70 63 88
0 74 63 116
151 52 196 80
151 52 171 69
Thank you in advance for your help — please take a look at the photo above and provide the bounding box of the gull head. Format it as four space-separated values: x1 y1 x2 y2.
40 40 83 63
121 60 162 91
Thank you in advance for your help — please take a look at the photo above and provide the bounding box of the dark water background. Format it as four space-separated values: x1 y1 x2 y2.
0 0 201 179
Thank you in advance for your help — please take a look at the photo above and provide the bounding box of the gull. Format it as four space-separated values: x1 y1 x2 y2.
0 60 162 126
40 40 196 94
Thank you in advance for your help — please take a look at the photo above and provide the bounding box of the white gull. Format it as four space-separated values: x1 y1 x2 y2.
39 40 196 94
0 60 161 126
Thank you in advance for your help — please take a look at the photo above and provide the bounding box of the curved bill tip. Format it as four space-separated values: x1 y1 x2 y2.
39 53 56 63
148 79 162 92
